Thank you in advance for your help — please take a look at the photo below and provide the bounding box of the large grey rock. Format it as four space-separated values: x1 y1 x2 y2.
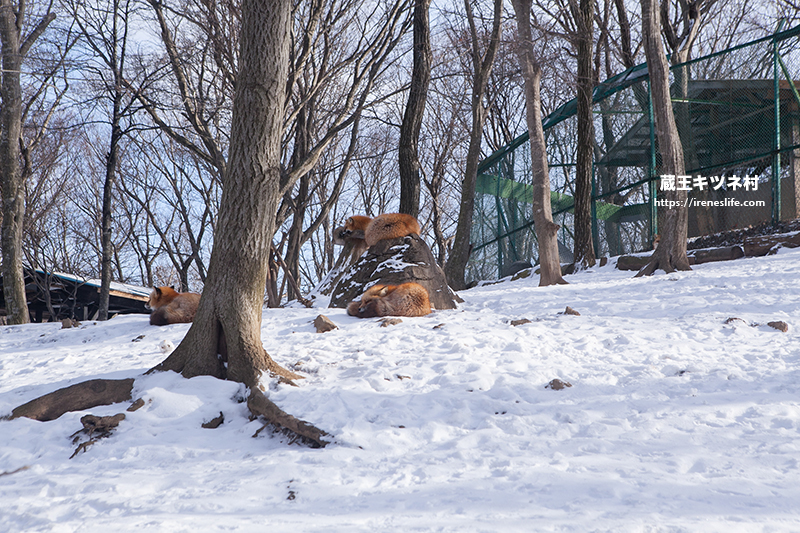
329 234 460 310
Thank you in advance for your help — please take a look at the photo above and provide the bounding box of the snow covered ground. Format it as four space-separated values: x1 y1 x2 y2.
1 248 799 532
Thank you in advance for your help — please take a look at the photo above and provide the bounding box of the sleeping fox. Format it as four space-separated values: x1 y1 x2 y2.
347 282 431 318
364 213 421 247
341 215 372 239
146 286 201 326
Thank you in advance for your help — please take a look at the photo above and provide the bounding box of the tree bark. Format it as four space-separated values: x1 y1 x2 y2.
285 101 311 302
511 0 567 286
99 89 123 320
571 0 596 269
636 0 691 276
398 0 431 218
443 0 502 290
0 2 55 324
152 0 299 388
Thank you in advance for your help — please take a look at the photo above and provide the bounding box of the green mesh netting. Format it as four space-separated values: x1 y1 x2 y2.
468 25 800 283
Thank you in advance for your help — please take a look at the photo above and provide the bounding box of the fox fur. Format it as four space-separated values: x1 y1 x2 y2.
334 215 372 252
364 213 421 247
343 215 372 237
147 286 201 326
347 282 431 318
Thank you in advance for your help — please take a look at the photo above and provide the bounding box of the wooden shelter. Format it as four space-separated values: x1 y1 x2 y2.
0 269 151 323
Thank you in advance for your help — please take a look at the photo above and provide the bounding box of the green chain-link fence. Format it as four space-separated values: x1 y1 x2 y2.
469 23 800 283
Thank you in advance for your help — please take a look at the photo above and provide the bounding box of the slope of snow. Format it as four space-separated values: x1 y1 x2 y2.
1 249 799 532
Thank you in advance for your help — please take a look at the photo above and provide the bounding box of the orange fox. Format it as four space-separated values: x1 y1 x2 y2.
347 282 431 318
147 286 201 326
365 213 421 247
333 215 372 261
343 215 372 237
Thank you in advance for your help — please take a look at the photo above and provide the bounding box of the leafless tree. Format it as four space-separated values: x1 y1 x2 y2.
1 0 59 324
511 0 567 286
570 0 596 269
398 0 431 218
635 0 690 275
67 0 143 319
154 0 300 386
443 0 503 291
279 0 412 301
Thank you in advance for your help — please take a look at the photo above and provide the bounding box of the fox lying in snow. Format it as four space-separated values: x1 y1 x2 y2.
146 286 201 326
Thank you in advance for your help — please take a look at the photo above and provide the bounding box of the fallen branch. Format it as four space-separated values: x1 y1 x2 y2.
69 413 126 459
0 466 30 477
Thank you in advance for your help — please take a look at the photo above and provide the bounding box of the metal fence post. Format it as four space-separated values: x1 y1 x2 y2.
773 23 784 222
648 80 658 240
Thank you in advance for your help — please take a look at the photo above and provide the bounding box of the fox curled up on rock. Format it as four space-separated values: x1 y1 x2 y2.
347 282 431 318
364 213 420 247
337 213 421 248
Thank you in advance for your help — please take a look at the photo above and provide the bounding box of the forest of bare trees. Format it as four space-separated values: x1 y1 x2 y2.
0 0 791 323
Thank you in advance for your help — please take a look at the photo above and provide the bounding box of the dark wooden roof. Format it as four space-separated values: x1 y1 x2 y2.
0 269 151 323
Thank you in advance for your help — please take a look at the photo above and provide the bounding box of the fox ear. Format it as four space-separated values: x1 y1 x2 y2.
379 286 389 296
346 217 353 225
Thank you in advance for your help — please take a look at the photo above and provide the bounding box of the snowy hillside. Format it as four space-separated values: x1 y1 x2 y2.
1 249 799 532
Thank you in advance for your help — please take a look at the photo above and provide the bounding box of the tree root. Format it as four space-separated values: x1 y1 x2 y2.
8 376 330 450
247 388 328 448
10 379 135 421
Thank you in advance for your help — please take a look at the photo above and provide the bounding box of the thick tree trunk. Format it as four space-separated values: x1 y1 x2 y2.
443 0 502 290
0 3 54 324
512 0 567 286
571 0 596 269
636 0 691 276
398 0 431 219
153 0 298 388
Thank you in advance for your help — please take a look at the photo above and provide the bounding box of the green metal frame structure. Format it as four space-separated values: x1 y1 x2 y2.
469 24 800 283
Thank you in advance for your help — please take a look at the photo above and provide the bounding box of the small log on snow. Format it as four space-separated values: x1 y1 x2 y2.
687 246 744 265
615 255 651 271
743 232 800 257
11 378 135 422
247 388 328 448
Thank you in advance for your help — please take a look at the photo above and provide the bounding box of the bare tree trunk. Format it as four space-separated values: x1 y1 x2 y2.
98 95 122 320
398 0 431 218
511 0 567 286
443 0 502 290
636 0 691 276
0 2 55 325
284 97 310 302
153 0 299 387
571 0 596 269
